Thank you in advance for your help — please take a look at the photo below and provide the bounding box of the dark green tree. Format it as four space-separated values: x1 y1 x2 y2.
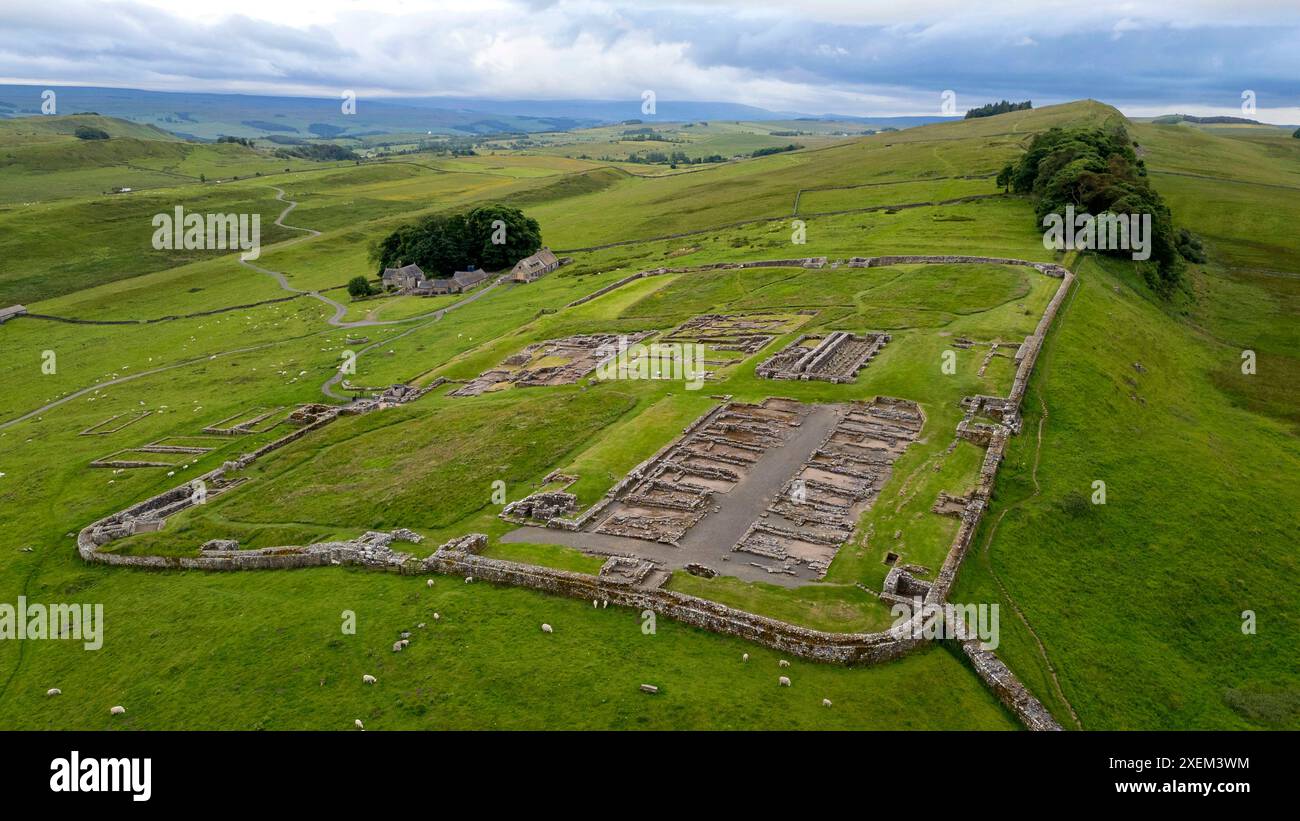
1005 125 1188 295
347 275 374 299
371 204 543 276
463 204 542 271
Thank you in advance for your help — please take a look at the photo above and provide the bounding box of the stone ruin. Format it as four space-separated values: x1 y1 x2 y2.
931 491 971 518
79 410 152 436
957 394 1022 444
501 491 578 523
69 253 1077 732
203 406 288 436
377 383 430 406
591 398 811 546
597 555 656 585
661 313 800 355
756 331 889 383
450 332 655 397
732 397 924 577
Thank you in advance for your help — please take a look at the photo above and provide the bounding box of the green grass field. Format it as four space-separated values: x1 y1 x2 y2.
1 100 1295 730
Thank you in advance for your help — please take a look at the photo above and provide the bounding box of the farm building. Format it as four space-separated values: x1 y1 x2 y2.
511 247 561 283
453 268 491 290
381 263 426 291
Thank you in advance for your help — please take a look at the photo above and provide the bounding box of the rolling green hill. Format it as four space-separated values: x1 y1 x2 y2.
0 99 1294 731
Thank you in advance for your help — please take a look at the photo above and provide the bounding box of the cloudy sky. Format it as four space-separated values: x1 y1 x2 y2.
2 0 1299 121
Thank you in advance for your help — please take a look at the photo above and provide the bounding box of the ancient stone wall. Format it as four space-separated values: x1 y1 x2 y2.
424 539 922 665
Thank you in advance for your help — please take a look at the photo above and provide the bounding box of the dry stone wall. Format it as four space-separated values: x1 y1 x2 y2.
71 255 1073 731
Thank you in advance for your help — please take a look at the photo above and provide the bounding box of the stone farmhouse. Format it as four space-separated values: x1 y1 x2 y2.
381 263 425 291
381 264 492 296
511 247 561 283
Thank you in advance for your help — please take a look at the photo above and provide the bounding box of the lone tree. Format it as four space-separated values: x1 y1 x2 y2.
995 163 1014 192
347 275 374 299
371 203 542 276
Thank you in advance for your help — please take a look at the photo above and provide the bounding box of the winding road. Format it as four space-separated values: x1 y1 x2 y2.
1 185 513 425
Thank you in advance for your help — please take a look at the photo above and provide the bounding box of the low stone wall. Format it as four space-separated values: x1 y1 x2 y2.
424 541 922 665
70 255 1075 730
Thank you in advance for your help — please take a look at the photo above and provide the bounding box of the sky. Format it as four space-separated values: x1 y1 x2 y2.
1 0 1298 121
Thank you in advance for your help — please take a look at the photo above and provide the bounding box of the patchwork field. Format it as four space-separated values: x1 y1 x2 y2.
1 100 1295 731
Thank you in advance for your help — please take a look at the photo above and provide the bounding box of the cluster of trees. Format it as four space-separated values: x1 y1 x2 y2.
370 204 542 277
621 150 724 165
750 143 801 157
217 136 255 147
273 143 358 162
996 125 1188 294
73 126 110 140
966 100 1032 119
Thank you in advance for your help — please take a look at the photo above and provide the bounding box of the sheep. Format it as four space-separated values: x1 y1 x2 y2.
46 688 61 697
592 599 598 608
426 579 435 588
464 576 473 584
363 674 377 684
354 719 364 730
778 676 791 687
433 613 441 621
822 698 833 707
110 705 126 715
541 623 553 633
400 631 411 639
742 653 749 662
602 600 608 609
417 622 426 629
778 659 790 668
392 640 408 652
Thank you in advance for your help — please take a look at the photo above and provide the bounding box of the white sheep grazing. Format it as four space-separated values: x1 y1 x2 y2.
110 705 126 715
464 576 473 584
602 600 608 609
778 659 790 668
592 599 598 608
46 688 61 697
433 613 441 621
355 719 364 730
417 623 426 629
822 698 833 707
742 653 749 662
392 640 408 652
426 579 435 588
541 623 553 633
778 676 791 687
363 674 377 684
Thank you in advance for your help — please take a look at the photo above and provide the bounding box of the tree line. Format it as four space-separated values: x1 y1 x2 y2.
966 100 1032 119
369 203 542 278
996 125 1201 294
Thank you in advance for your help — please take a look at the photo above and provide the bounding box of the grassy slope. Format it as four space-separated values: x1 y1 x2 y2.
952 121 1300 730
2 100 1293 730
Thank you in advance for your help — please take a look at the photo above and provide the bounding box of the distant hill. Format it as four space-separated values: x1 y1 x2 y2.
0 85 956 143
1150 113 1261 125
